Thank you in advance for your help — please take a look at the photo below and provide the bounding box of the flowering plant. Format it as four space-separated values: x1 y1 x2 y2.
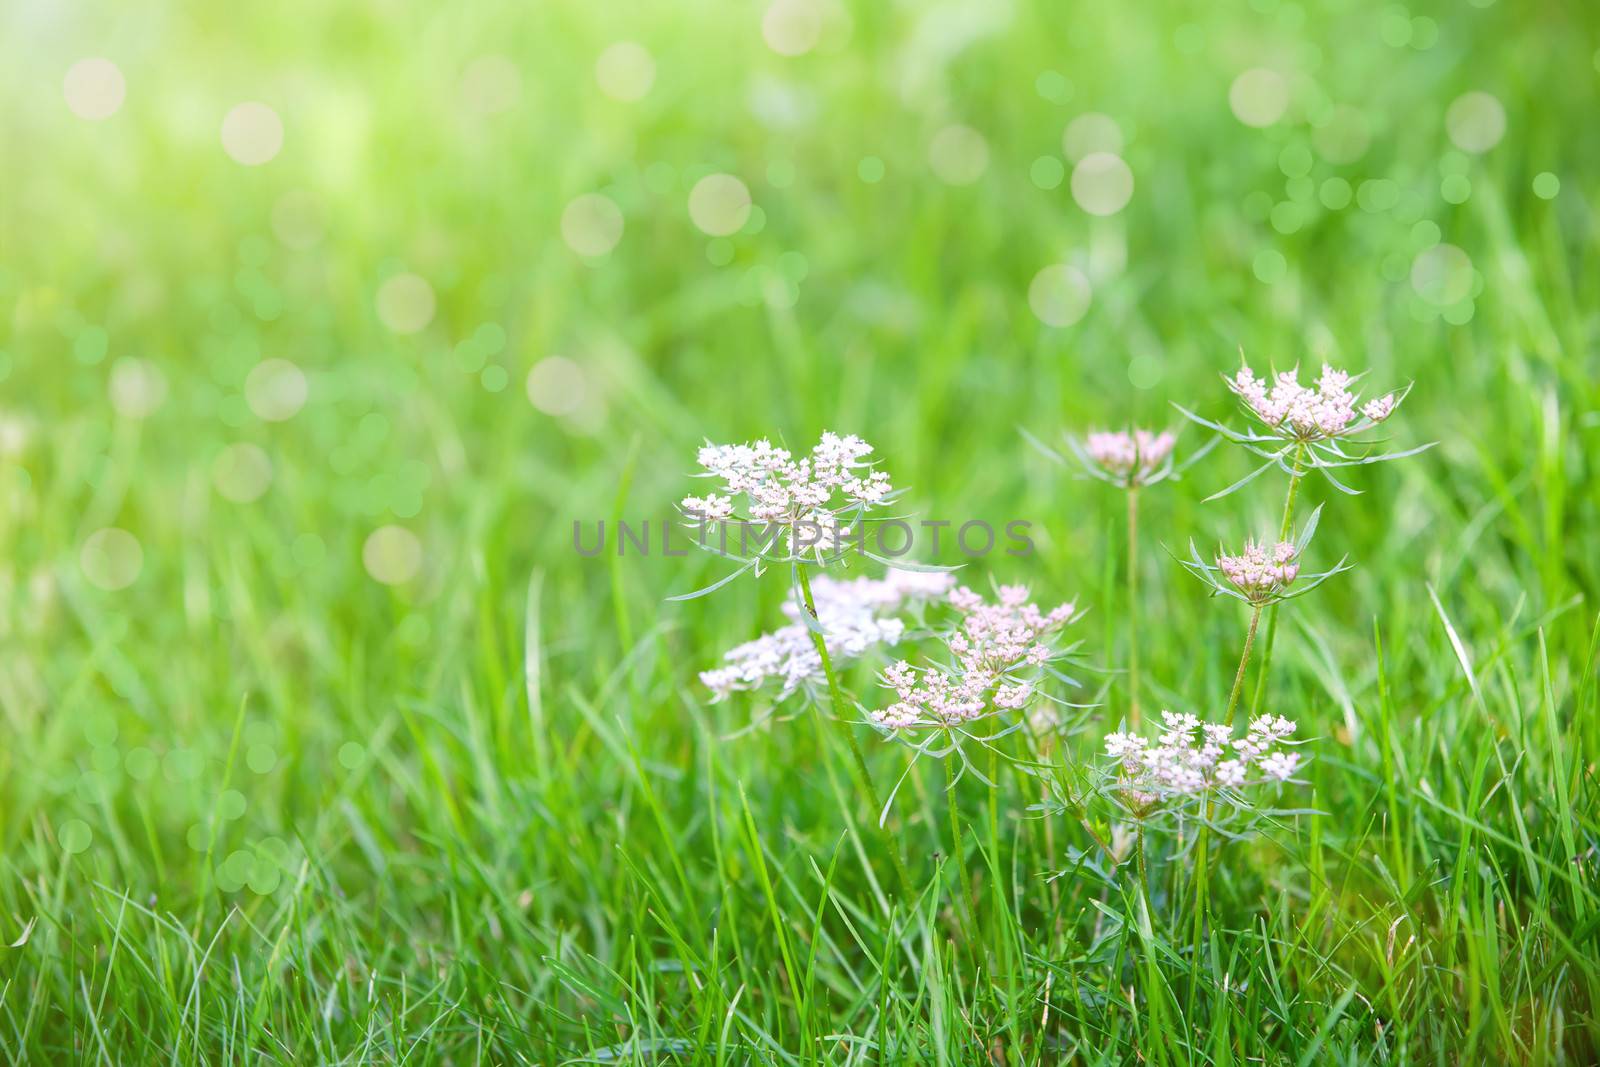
1179 504 1350 606
1103 710 1303 809
699 569 954 704
673 432 911 599
868 584 1081 734
1024 424 1214 490
862 582 1088 817
1177 361 1432 497
1024 422 1215 729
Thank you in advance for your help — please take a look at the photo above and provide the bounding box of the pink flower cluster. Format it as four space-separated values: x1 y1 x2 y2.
700 569 954 702
871 584 1078 729
1084 429 1176 484
1217 539 1299 602
1227 363 1398 441
1103 711 1301 800
681 433 893 545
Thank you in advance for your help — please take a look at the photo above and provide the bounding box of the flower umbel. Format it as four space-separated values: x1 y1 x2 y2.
1026 424 1212 490
1216 539 1299 604
869 583 1080 733
680 431 898 563
1178 360 1432 498
1083 429 1175 485
1102 710 1303 805
699 568 954 703
1180 504 1351 606
1225 363 1394 443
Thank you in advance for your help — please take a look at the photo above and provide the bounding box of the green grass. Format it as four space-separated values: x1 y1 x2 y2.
3 0 1599 1062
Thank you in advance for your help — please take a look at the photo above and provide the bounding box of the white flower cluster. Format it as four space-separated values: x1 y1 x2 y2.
1217 539 1300 603
681 432 894 556
700 569 954 702
1084 429 1176 484
1227 363 1398 442
871 584 1078 730
1104 711 1301 801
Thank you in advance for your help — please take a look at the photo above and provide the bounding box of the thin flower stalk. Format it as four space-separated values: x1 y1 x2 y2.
1127 484 1141 727
699 568 954 703
1186 472 1328 957
675 431 932 899
1024 424 1214 730
1248 443 1306 715
943 743 977 926
795 562 916 898
1181 502 1348 726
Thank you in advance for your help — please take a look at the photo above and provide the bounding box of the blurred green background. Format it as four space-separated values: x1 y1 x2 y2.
2 0 1598 1060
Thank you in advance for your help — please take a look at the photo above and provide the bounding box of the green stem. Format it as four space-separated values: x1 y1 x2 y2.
1192 445 1308 973
1248 444 1307 717
1189 600 1261 981
795 562 914 899
1189 820 1209 980
1136 819 1150 908
987 744 1001 941
1222 605 1263 728
1127 485 1141 729
943 745 975 925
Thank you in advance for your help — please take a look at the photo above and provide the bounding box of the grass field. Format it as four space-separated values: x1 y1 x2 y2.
4 0 1599 1062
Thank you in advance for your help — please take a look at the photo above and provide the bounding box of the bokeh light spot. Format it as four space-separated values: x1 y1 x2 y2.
1532 172 1559 199
1269 201 1303 234
363 525 423 585
245 359 308 421
1357 179 1399 212
763 0 823 56
80 528 143 590
60 820 93 855
560 194 625 257
221 102 284 166
1028 265 1092 327
212 443 273 503
1411 243 1474 305
247 744 277 773
1062 112 1122 162
109 358 167 418
126 748 157 781
64 59 125 121
526 356 587 416
1253 249 1288 284
219 790 247 820
1277 143 1313 178
1229 69 1289 128
376 273 436 334
688 174 752 236
1440 174 1471 204
1070 152 1134 216
248 862 281 895
1445 92 1506 153
596 42 655 101
1030 156 1064 190
928 125 989 186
